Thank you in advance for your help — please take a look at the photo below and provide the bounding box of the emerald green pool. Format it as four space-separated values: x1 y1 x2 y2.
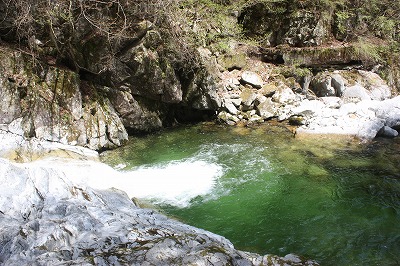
101 123 400 265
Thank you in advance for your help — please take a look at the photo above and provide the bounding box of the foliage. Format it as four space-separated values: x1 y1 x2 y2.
0 0 204 75
1 0 400 83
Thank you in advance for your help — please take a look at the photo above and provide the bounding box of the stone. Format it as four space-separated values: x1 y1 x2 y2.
272 86 298 104
376 126 399 138
310 73 335 97
223 98 239 115
256 98 277 119
321 97 342 109
231 98 242 107
260 83 277 97
185 70 222 110
240 3 329 47
0 47 130 151
375 96 400 127
0 158 241 265
240 71 263 88
342 84 371 102
217 111 239 125
240 87 258 109
357 70 392 100
331 73 346 97
218 52 247 70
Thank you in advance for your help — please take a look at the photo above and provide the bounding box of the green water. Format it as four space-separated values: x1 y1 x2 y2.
101 123 400 265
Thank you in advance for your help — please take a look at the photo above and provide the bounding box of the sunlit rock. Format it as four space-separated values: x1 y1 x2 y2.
342 84 371 102
240 87 258 110
272 86 299 104
0 157 319 265
241 71 264 88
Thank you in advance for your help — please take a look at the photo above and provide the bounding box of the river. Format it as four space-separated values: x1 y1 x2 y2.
101 122 400 265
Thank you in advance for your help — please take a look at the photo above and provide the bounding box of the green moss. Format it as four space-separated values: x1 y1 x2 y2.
218 52 247 70
275 65 312 79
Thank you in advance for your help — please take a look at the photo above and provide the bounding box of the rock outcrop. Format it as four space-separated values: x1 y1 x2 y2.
0 145 318 265
0 46 129 150
0 1 223 150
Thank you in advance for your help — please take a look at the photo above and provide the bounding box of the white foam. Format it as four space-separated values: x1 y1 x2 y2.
119 160 223 207
27 158 223 208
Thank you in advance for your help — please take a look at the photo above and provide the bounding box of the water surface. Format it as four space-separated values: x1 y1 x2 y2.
101 123 400 265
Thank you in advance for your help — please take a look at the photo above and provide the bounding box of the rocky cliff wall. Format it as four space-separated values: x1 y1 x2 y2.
0 1 223 150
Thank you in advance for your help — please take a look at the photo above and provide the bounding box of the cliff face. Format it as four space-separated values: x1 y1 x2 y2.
0 0 221 150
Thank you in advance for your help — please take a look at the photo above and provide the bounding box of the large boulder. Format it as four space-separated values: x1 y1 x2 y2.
240 87 258 110
342 84 371 102
272 85 299 104
256 98 278 119
117 44 183 104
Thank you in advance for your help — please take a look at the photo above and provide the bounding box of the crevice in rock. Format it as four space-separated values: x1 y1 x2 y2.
172 106 216 124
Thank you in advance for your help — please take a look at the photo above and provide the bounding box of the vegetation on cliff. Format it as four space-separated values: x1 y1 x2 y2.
1 0 399 86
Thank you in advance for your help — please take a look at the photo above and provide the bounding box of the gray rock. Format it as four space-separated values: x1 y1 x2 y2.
376 126 398 138
260 83 277 97
256 98 277 119
357 70 392 100
342 84 371 102
310 73 335 97
108 89 163 132
218 52 247 70
321 97 342 109
218 111 239 125
240 88 258 110
240 71 263 88
0 47 129 151
240 3 329 47
272 86 298 104
185 70 222 110
223 98 239 115
331 73 346 97
231 98 242 107
0 155 319 265
375 96 400 128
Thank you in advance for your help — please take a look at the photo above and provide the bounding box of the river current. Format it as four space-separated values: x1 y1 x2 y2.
101 123 400 265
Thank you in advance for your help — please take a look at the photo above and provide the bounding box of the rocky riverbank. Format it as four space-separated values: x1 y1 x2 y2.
212 49 400 139
0 134 319 265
